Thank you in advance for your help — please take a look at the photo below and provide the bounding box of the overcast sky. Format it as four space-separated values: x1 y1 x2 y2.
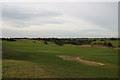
2 2 118 38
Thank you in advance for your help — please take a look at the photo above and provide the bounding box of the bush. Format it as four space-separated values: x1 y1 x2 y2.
103 41 107 46
33 41 36 43
55 40 64 46
107 42 113 47
44 41 48 44
7 38 16 41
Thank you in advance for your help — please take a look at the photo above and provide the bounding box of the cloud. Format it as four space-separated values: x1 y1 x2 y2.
2 2 118 38
2 3 62 20
2 15 110 32
2 3 64 28
52 2 118 32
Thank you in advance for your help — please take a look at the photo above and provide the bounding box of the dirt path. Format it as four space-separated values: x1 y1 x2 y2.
57 55 104 66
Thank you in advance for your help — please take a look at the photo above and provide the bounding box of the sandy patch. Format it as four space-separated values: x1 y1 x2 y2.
57 55 104 66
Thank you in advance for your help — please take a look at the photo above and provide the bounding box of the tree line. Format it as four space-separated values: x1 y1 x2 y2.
2 37 119 47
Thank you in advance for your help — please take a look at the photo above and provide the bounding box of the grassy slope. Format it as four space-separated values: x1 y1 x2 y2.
3 60 51 78
2 39 119 78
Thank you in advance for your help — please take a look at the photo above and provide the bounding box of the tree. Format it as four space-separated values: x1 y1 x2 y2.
7 38 16 41
103 41 107 46
55 40 64 46
44 40 48 44
101 39 104 41
107 42 113 47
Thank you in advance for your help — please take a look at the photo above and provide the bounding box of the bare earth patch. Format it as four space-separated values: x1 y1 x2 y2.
57 55 104 66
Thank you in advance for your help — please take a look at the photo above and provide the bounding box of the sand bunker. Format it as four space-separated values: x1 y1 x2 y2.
57 55 104 66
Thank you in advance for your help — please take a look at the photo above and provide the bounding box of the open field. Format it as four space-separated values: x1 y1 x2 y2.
2 39 119 78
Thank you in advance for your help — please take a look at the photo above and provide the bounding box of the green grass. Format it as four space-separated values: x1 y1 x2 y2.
2 39 119 78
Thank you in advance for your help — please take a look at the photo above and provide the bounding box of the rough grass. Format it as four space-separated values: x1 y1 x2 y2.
92 40 120 47
2 39 119 78
2 60 51 78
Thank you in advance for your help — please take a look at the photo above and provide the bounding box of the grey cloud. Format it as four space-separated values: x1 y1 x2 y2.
2 2 118 38
75 2 117 31
3 18 64 28
3 16 64 28
2 8 30 19
2 5 62 20
56 2 117 32
2 4 64 28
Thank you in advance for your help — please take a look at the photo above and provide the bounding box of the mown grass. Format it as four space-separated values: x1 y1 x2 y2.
2 39 119 78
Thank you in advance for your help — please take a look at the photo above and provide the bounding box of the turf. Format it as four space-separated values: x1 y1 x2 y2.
2 39 119 78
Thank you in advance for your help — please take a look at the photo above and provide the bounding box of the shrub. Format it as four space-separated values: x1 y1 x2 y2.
103 41 107 46
106 42 113 47
33 41 36 43
44 41 48 44
55 40 64 46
